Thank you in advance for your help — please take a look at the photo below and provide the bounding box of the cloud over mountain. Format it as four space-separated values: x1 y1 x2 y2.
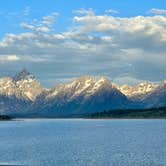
0 10 166 86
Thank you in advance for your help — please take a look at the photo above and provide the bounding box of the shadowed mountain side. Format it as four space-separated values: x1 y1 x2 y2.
0 70 166 118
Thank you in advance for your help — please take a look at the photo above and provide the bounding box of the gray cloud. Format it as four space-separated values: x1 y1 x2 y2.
0 55 20 62
0 11 166 87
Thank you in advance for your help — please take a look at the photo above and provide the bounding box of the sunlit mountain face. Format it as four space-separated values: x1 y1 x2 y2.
0 70 166 117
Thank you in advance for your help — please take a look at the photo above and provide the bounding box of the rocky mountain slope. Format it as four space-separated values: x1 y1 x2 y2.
114 82 158 99
0 70 166 117
0 69 43 115
30 76 130 117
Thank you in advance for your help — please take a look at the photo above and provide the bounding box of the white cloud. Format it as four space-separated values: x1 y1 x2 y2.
0 55 20 62
105 9 119 14
73 14 166 52
1 12 166 57
0 10 166 86
20 23 35 31
42 12 59 26
20 12 58 33
149 8 166 15
73 9 95 16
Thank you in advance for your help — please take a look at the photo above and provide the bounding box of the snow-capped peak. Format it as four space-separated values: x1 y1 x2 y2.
0 69 43 101
46 76 113 100
116 81 158 97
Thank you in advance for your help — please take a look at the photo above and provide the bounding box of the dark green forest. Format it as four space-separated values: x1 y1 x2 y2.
89 107 166 119
0 115 11 120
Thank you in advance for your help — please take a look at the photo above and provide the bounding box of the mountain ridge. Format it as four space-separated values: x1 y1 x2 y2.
0 70 166 117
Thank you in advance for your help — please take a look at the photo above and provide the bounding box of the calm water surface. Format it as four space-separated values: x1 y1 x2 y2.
0 119 166 166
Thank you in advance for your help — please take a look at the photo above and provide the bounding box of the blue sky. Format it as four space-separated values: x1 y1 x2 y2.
0 0 166 37
0 0 166 87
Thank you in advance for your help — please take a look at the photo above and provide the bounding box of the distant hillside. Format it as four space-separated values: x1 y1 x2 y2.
89 107 166 119
0 115 11 120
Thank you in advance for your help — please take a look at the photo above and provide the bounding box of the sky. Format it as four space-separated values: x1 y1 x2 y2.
0 0 166 87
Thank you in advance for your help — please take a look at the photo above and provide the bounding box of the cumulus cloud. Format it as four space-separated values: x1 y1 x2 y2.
21 23 51 33
20 12 58 33
0 10 166 86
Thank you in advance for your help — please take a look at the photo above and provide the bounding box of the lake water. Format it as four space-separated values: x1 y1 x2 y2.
0 119 166 166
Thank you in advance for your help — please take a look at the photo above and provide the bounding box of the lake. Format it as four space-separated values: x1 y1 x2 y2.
0 119 166 166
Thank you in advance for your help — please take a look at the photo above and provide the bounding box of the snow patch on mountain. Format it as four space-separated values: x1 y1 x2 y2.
0 69 43 101
45 76 113 101
115 82 159 98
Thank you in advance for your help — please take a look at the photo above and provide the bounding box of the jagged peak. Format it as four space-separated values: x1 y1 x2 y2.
97 76 110 83
136 81 154 86
13 69 35 82
73 75 110 83
69 76 111 90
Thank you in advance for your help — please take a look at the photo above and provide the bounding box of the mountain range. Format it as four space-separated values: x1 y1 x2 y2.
0 69 166 118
